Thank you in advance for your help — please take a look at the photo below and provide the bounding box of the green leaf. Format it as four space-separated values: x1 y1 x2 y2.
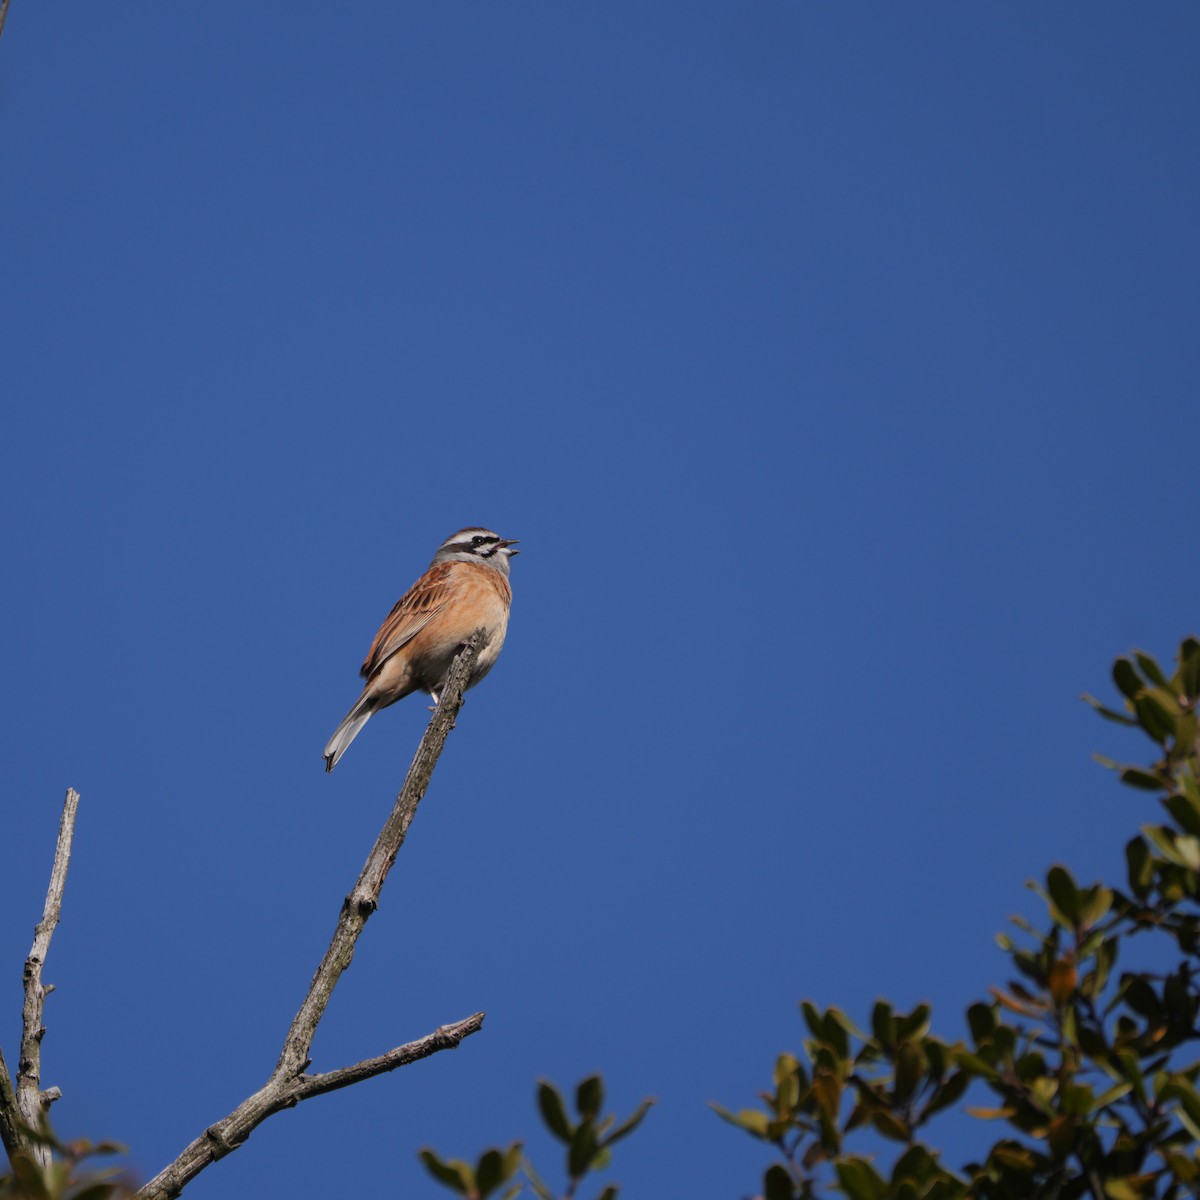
966 1002 995 1044
826 1006 868 1043
567 1121 600 1178
603 1098 654 1148
1122 766 1167 792
763 1163 796 1200
1061 1083 1095 1117
1162 1076 1200 1128
924 1037 947 1078
894 1041 924 1102
835 1156 888 1200
923 1069 970 1118
1104 1181 1143 1200
1167 831 1200 870
575 1075 604 1121
1122 973 1164 1021
1134 651 1169 688
1175 1103 1200 1143
1165 791 1200 838
1143 685 1183 724
989 1142 1035 1171
419 1149 475 1195
1081 693 1138 726
1112 657 1143 700
776 1063 801 1116
1180 761 1200 805
1143 822 1190 866
775 1052 802 1089
1046 865 1080 924
1090 1082 1133 1112
800 1000 824 1040
475 1143 522 1198
872 1108 911 1142
954 1050 1000 1081
69 1184 124 1200
1081 935 1119 1000
596 1188 620 1200
1078 885 1113 927
1178 636 1200 701
476 1149 504 1198
710 1102 771 1138
891 1144 936 1180
1132 694 1173 744
871 1000 895 1048
1115 1050 1147 1104
822 1008 852 1059
896 1003 931 1041
1125 837 1153 898
537 1080 574 1143
500 1143 524 1184
1178 711 1200 759
522 1156 555 1200
1162 1149 1200 1185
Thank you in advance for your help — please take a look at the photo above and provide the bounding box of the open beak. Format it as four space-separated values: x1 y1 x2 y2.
498 538 520 555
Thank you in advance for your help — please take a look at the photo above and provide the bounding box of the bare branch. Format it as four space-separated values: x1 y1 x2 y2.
0 789 80 1169
0 0 10 42
135 632 488 1200
296 1012 485 1100
0 1044 20 1163
136 1013 485 1198
276 628 487 1077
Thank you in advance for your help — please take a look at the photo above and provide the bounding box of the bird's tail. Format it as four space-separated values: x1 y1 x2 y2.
323 692 376 772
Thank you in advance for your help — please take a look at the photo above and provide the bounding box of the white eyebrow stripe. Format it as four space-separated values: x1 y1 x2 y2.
440 529 498 546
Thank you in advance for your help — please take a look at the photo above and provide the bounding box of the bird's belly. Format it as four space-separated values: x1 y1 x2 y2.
413 603 509 693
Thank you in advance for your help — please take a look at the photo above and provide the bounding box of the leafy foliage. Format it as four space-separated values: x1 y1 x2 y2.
420 1074 653 1200
716 636 1200 1199
0 1126 132 1200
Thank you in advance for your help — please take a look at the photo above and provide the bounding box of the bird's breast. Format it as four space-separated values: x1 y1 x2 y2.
412 563 511 688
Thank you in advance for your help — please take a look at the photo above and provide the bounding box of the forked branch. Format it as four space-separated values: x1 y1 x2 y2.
134 630 489 1199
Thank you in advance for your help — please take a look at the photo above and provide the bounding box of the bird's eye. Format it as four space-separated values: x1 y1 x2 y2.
472 535 486 546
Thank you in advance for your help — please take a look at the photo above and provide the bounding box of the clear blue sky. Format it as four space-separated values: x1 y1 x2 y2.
3 4 1198 1196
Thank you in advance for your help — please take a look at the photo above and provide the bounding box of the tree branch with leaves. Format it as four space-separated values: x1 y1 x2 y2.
715 635 1200 1200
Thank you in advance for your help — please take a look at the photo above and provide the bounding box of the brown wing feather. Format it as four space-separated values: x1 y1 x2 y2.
359 562 455 680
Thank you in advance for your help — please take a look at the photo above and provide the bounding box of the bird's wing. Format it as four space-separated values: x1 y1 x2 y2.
359 562 455 680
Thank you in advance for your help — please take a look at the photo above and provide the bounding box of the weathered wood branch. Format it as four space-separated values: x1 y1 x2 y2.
0 1046 20 1164
134 630 489 1200
0 789 80 1169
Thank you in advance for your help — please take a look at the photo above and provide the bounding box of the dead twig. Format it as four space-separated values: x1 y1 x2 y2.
0 788 80 1168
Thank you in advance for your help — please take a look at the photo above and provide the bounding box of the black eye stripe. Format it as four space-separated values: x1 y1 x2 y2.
447 535 500 555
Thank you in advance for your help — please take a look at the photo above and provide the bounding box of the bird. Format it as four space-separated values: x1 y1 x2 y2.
323 527 519 772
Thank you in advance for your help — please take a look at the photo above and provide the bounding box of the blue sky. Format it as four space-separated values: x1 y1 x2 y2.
2 4 1198 1197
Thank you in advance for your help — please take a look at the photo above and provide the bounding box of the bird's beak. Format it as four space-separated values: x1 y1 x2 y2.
498 538 520 555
